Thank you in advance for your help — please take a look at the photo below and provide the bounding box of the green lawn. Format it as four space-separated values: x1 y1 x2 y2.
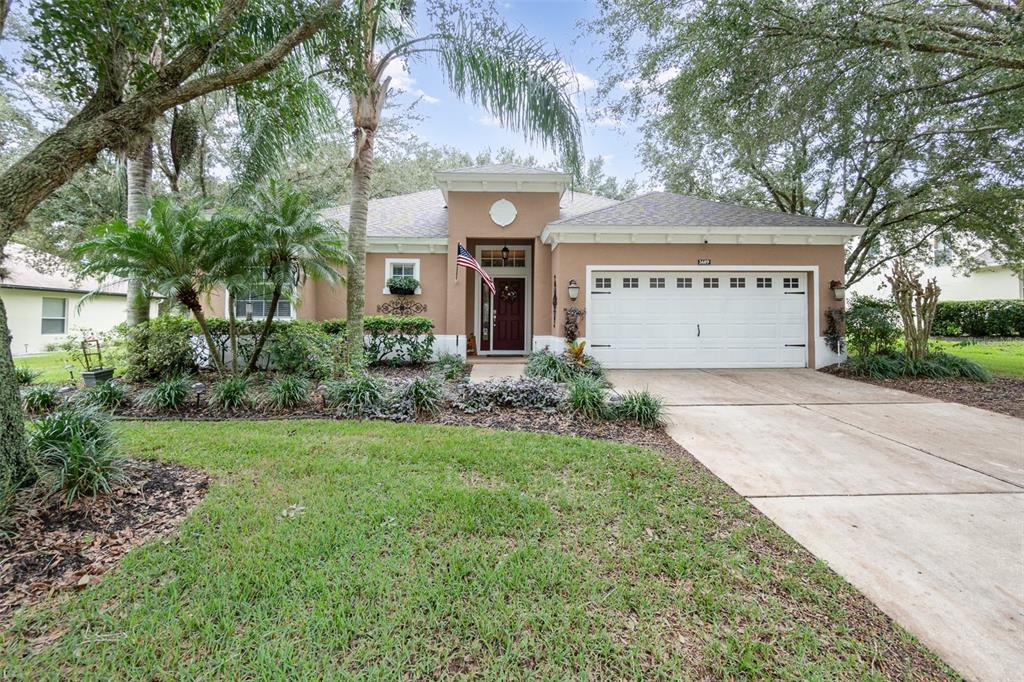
13 351 79 384
931 338 1024 377
2 421 952 679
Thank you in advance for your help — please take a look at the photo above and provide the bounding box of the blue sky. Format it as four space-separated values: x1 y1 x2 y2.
382 0 650 187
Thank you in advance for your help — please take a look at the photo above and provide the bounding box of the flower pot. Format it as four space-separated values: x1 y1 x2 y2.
81 367 115 387
388 286 416 296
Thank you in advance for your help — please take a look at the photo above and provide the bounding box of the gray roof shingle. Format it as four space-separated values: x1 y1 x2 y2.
442 164 565 175
1 242 129 295
550 191 858 230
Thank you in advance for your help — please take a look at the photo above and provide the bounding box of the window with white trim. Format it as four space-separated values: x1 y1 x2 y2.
622 277 639 289
756 277 772 288
649 277 665 288
234 286 293 319
41 297 67 334
676 277 692 288
703 277 719 289
594 277 611 289
729 277 746 288
783 277 800 289
384 258 421 293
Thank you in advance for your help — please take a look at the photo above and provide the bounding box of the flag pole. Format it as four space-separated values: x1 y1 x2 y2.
454 241 460 284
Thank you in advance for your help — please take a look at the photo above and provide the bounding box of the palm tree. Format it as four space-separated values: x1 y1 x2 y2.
238 179 351 374
332 1 584 362
76 199 229 372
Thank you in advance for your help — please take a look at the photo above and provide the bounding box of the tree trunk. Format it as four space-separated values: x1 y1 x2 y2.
126 139 153 326
228 289 239 373
345 83 386 367
191 304 225 373
887 260 941 363
0 296 28 485
245 283 282 375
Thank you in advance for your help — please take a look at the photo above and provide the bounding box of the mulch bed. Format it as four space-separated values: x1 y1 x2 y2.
0 461 208 623
824 367 1024 419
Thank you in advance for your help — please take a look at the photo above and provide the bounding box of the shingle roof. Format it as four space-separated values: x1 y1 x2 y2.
550 191 857 229
320 189 620 240
443 164 565 175
0 242 129 295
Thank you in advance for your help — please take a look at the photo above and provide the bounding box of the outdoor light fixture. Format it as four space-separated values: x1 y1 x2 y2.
830 280 847 301
501 244 510 264
567 279 580 301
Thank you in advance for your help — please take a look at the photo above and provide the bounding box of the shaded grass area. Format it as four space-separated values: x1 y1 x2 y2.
1 421 955 679
12 352 78 384
930 339 1024 377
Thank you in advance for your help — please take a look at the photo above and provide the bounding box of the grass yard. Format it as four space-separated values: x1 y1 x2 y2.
931 338 1024 377
12 351 79 384
1 421 952 679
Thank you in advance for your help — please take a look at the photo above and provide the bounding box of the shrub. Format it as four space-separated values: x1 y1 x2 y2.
320 319 348 336
264 375 311 409
266 320 337 379
209 375 252 410
406 376 443 417
458 377 566 411
28 406 126 504
124 315 197 382
614 390 666 428
933 300 1024 337
565 375 608 419
363 315 435 365
23 385 60 414
139 375 191 411
386 275 419 294
322 374 389 415
433 352 466 381
845 351 991 381
525 349 605 383
845 295 901 357
15 366 41 386
81 380 128 411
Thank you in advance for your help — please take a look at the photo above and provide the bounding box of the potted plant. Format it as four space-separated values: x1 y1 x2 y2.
387 275 419 296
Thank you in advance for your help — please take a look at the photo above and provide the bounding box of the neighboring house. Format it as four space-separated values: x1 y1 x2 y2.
205 164 864 369
852 250 1024 301
0 243 156 355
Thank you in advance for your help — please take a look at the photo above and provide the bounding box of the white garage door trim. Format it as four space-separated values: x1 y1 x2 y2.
584 264 820 368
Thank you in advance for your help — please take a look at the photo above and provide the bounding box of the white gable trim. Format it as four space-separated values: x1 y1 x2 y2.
542 223 864 247
366 237 448 254
435 170 570 201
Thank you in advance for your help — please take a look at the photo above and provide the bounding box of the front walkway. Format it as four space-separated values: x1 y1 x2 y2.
468 359 525 382
609 368 1024 682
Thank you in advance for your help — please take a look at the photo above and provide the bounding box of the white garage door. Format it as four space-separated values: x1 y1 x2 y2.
587 271 808 368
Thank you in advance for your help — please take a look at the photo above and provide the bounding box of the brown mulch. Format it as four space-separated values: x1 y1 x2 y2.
0 461 207 622
824 367 1024 419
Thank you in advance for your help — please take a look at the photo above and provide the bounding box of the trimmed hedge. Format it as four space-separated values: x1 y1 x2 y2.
363 315 435 365
933 300 1024 337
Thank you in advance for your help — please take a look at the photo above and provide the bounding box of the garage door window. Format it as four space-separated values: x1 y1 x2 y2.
623 277 638 289
594 277 611 289
649 277 665 288
783 277 800 289
676 277 692 288
729 277 746 288
756 277 772 288
703 277 719 289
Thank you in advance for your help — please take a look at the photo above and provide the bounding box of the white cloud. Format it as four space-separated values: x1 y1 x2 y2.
655 67 681 85
380 57 440 104
553 60 597 94
593 115 620 128
477 115 501 127
600 154 614 162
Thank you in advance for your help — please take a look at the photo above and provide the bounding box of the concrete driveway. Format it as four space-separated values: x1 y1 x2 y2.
609 369 1024 681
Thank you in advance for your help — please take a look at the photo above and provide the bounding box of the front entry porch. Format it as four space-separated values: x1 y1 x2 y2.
472 242 533 357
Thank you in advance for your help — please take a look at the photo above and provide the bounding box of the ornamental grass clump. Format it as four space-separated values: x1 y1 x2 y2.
209 375 252 411
614 390 666 428
22 385 60 414
139 376 190 411
81 380 128 411
28 406 126 504
565 375 608 420
322 374 389 416
433 352 466 381
264 375 311 410
406 376 443 418
15 366 41 386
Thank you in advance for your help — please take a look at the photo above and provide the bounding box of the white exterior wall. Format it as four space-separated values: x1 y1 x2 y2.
852 265 1023 301
2 288 150 355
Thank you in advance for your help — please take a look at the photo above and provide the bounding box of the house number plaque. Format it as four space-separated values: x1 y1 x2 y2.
697 258 711 265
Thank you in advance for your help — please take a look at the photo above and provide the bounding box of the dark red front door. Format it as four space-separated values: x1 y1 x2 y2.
492 278 526 351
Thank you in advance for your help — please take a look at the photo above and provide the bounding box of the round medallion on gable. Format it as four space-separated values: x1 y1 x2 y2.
489 198 517 227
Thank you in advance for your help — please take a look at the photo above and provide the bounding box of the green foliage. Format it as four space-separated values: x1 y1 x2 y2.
565 375 609 420
14 366 41 386
320 319 349 336
209 376 252 411
81 380 128 411
124 315 197 382
22 386 60 415
845 295 901 357
266 321 338 379
433 353 466 381
525 349 605 384
363 316 435 365
264 375 311 410
139 376 191 412
322 375 389 416
933 300 1024 337
458 377 565 411
405 376 443 418
614 390 665 428
846 351 991 381
27 406 125 504
386 275 419 293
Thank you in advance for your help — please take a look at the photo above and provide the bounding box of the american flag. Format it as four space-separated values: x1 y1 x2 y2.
456 242 495 295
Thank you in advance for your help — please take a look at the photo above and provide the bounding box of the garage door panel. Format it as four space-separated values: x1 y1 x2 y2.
588 270 808 369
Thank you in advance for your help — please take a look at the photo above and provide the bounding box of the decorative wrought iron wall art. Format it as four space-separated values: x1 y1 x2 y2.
376 297 427 316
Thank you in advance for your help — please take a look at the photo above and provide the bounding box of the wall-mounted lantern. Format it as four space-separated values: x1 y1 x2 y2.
501 244 510 264
567 278 580 301
830 280 847 301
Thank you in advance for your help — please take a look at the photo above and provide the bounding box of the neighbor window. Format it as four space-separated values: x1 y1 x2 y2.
40 297 67 334
783 277 800 289
729 277 746 288
234 287 292 319
703 277 719 289
594 277 611 289
756 277 773 288
676 277 692 288
480 249 526 267
623 277 639 289
649 277 665 288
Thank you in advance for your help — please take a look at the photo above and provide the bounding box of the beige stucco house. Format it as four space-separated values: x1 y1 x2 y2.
208 164 865 369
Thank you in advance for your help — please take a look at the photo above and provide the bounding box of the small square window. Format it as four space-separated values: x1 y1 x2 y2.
390 262 416 278
622 277 639 289
41 297 67 335
703 277 719 289
676 277 692 289
594 277 611 289
729 277 746 288
649 277 665 289
783 277 800 289
756 277 772 288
